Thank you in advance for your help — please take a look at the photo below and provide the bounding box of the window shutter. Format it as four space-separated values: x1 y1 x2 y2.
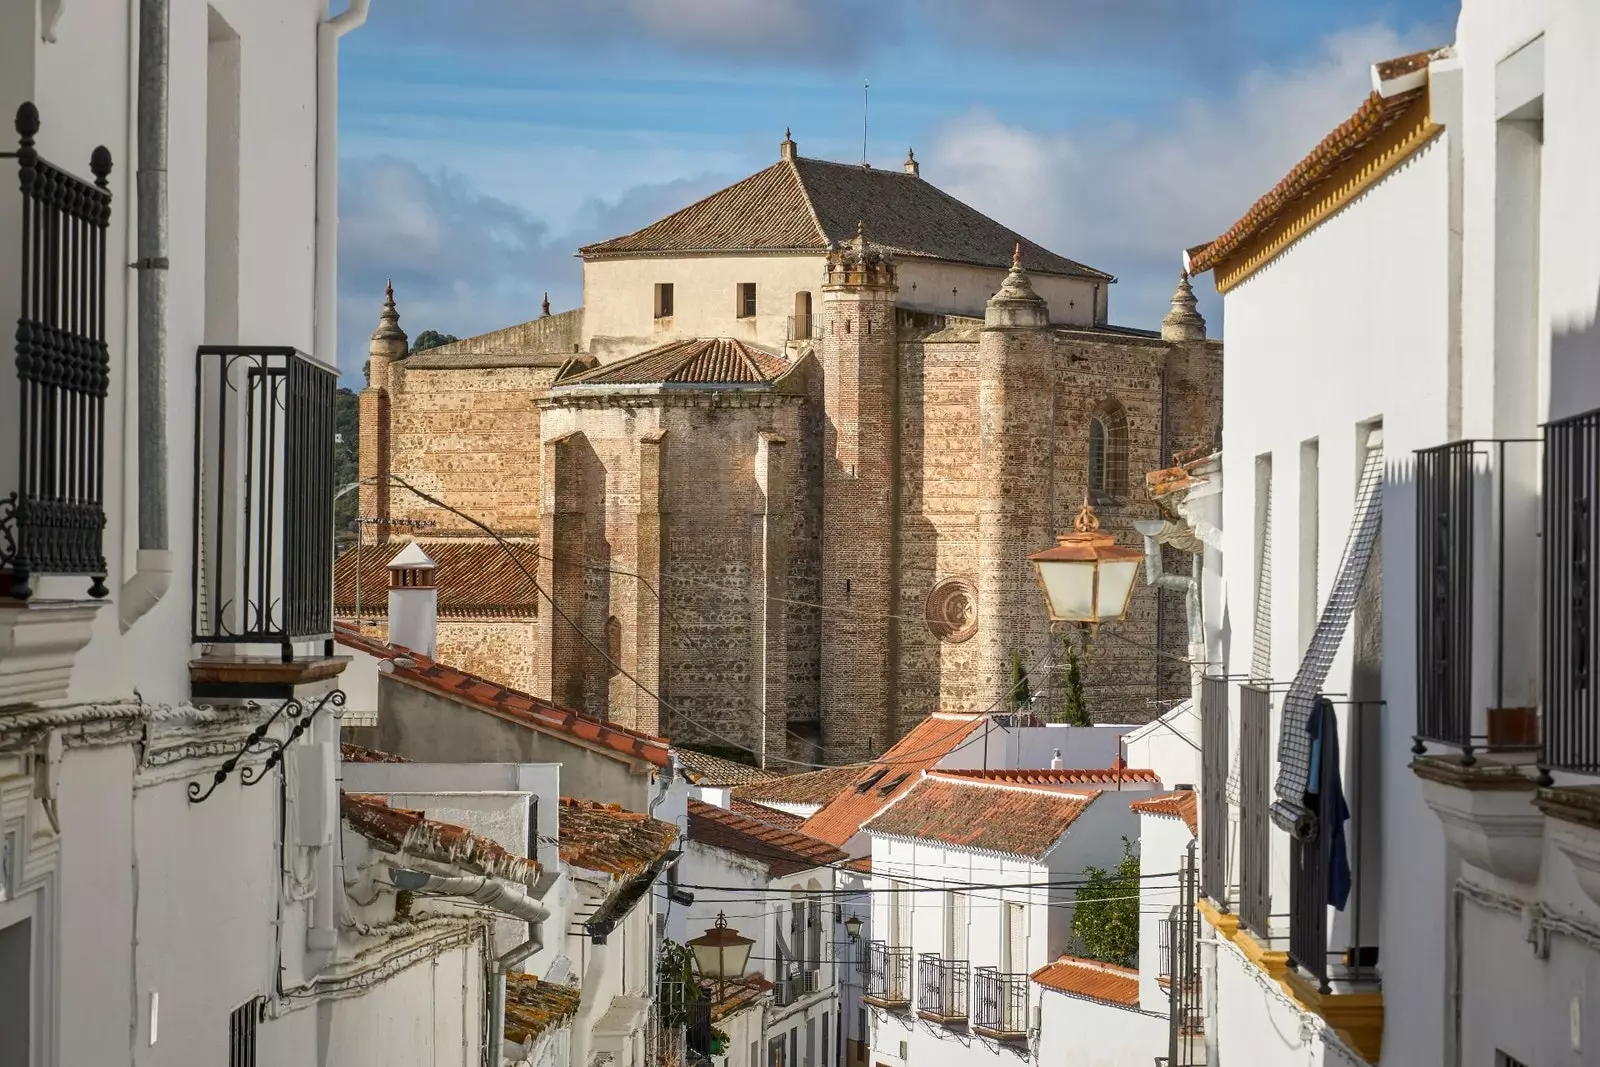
947 891 968 961
1004 903 1025 973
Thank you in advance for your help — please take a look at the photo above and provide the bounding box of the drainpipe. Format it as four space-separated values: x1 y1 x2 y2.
316 0 370 369
1133 519 1205 716
489 931 544 1067
120 0 171 631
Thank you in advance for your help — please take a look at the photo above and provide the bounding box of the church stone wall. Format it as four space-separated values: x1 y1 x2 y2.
341 618 541 693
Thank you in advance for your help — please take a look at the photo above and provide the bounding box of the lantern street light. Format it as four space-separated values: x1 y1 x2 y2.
686 912 756 1003
1028 499 1145 649
844 913 863 942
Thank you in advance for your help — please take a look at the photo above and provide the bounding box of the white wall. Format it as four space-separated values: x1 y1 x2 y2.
1123 705 1201 790
1037 989 1167 1067
1135 812 1193 1012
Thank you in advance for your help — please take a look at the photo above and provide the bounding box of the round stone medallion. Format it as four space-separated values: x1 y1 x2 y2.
925 577 979 644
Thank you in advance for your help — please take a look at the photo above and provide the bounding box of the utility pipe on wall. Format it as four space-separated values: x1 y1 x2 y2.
120 0 171 631
1134 519 1206 721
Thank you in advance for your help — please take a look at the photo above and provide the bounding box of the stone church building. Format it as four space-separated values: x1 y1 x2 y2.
337 132 1222 765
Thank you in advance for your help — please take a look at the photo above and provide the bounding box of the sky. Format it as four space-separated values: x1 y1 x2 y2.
335 0 1459 387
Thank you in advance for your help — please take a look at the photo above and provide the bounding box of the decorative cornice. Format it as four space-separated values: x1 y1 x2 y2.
1212 93 1442 294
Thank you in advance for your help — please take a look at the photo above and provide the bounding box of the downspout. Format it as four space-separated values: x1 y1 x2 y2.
490 931 543 1067
1134 519 1205 715
316 0 371 366
120 0 172 631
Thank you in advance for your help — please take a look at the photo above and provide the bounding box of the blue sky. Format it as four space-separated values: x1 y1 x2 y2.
335 0 1457 385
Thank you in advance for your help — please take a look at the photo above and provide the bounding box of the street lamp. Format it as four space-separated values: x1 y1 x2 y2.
844 913 863 942
686 912 755 1002
1028 499 1145 644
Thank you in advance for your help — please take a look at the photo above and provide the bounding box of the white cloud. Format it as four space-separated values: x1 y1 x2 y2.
924 26 1436 329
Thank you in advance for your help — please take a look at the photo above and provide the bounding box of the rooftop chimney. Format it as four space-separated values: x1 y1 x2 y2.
387 542 437 658
780 127 797 162
1050 748 1063 770
904 147 919 176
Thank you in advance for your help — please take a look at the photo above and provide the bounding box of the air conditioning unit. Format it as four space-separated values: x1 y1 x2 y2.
803 969 819 994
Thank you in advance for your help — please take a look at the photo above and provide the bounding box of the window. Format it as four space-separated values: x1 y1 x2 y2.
889 881 909 948
1251 453 1274 680
229 999 260 1067
1087 399 1128 501
738 282 758 318
854 768 887 793
1298 439 1319 657
1002 902 1025 972
0 919 29 1066
822 1012 830 1067
876 772 908 797
945 891 968 960
654 282 674 319
806 1018 815 1065
794 291 813 339
769 1034 786 1067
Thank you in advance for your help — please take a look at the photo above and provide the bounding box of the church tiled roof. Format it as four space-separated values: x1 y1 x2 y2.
557 338 792 388
579 156 1111 280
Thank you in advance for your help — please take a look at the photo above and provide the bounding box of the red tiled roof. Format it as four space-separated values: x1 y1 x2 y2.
1031 956 1141 1008
333 541 540 618
342 792 539 885
341 742 409 763
504 973 582 1045
862 777 1098 860
730 798 805 831
1186 72 1432 278
579 157 1109 279
559 338 792 388
709 975 774 1022
335 626 674 770
735 763 864 808
688 798 849 878
845 856 871 874
1373 47 1436 83
674 748 778 788
799 715 988 847
930 764 1161 788
1130 790 1199 836
558 797 680 879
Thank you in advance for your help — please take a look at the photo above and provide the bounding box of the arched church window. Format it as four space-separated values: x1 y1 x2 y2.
1088 399 1129 502
605 616 622 676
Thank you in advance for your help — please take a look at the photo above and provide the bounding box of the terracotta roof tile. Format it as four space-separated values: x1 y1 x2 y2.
333 541 540 618
504 973 582 1045
1373 48 1436 83
1031 956 1141 1007
863 777 1098 860
1130 790 1198 836
1186 84 1429 277
341 742 409 763
729 798 805 831
558 797 680 879
799 716 988 847
845 856 871 874
931 764 1162 788
335 628 675 770
734 763 864 808
688 798 849 877
708 975 774 1022
342 792 539 885
580 157 1110 280
673 748 779 788
558 338 792 388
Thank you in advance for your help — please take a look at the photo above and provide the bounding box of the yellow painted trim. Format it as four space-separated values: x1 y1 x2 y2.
1283 970 1386 1064
1211 91 1443 294
1235 929 1292 981
1196 897 1240 940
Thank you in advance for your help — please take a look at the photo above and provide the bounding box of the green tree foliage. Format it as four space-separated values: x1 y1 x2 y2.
1007 652 1032 713
1072 837 1140 965
410 329 460 353
1057 637 1092 726
334 387 358 552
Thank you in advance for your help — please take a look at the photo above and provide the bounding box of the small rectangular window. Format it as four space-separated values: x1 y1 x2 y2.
654 282 674 319
738 282 757 318
229 999 259 1067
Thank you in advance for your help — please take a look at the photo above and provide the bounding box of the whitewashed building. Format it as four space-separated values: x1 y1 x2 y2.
1182 3 1600 1065
857 767 1159 1067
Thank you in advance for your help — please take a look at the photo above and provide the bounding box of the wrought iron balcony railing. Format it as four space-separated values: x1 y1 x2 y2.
1541 407 1600 781
1 103 113 601
916 953 968 1024
1413 437 1542 760
192 346 336 660
972 967 1028 1041
863 941 911 1009
1167 844 1206 1067
1237 682 1273 942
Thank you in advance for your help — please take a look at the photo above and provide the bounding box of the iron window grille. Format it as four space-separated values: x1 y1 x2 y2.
971 967 1028 1040
916 953 968 1024
863 941 910 1009
228 998 263 1067
192 346 336 660
1 103 113 601
1167 844 1205 1067
1541 407 1600 781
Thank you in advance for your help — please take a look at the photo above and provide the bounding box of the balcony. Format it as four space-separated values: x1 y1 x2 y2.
1236 683 1273 944
862 942 911 1010
971 967 1028 1042
1 103 113 604
1166 846 1207 1067
190 346 342 698
916 953 968 1025
1541 408 1600 781
1199 675 1234 909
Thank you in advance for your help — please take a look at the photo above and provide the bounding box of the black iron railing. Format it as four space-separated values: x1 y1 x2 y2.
972 967 1028 1040
1238 683 1272 942
863 942 911 1008
192 346 336 659
1200 674 1231 907
1414 438 1542 760
1167 844 1204 1067
1542 408 1600 781
1 103 112 600
916 953 968 1023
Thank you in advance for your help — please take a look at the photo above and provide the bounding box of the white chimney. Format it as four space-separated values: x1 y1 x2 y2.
386 542 437 658
1050 749 1063 770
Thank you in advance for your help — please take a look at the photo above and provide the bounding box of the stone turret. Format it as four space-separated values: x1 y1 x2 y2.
359 283 406 545
985 244 1051 329
781 127 797 162
367 280 408 392
819 223 901 759
1160 272 1206 342
904 147 919 177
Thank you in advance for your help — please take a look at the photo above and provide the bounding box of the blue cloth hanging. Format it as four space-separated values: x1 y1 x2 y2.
1306 697 1352 910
